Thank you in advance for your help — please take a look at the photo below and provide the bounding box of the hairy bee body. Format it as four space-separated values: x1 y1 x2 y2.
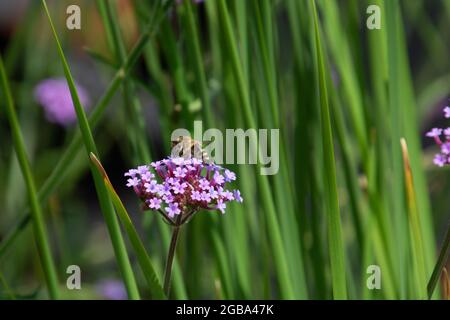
171 136 212 163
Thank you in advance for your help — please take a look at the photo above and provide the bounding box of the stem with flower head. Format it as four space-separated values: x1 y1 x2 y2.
163 215 183 296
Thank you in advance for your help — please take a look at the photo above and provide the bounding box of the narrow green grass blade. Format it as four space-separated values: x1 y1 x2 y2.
385 0 411 298
0 212 31 259
90 153 166 299
0 55 60 299
209 229 234 299
427 225 450 298
0 268 16 300
183 0 214 128
311 0 347 299
248 0 308 298
401 138 427 298
250 0 278 126
392 0 437 286
217 0 296 299
41 0 140 300
158 16 194 128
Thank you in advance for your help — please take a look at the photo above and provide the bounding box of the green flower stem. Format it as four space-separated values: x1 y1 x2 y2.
163 220 182 297
0 55 60 299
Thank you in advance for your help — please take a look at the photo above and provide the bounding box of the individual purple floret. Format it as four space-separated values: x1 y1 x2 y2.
125 157 242 225
426 104 450 167
34 78 91 126
444 106 450 119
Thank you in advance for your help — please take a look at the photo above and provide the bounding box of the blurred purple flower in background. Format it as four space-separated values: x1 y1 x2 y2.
96 279 127 300
34 77 91 126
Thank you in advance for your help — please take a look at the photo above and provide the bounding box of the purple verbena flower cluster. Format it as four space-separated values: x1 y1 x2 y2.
426 104 450 167
34 78 91 126
125 157 243 223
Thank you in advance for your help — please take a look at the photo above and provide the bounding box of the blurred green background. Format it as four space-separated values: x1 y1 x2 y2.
0 0 449 299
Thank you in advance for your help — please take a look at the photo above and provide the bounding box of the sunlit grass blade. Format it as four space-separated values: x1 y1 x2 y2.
99 0 151 163
311 0 347 299
90 153 166 299
0 55 60 299
41 0 140 300
400 138 427 298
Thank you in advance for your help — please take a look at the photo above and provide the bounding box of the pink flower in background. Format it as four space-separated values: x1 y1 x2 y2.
34 78 91 126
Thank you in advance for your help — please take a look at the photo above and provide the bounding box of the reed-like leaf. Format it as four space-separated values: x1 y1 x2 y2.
90 153 166 299
0 55 60 299
99 0 151 163
217 0 301 299
400 138 427 298
183 0 214 128
311 0 347 299
41 0 140 300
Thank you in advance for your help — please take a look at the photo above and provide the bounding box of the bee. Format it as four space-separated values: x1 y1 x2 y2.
171 136 213 164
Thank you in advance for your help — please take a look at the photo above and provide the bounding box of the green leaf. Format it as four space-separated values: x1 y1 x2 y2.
427 223 450 298
400 138 427 299
0 55 60 299
311 0 347 299
0 0 170 266
90 153 166 300
41 0 140 300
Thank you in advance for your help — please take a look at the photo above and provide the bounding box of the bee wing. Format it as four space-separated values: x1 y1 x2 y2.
171 140 185 157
